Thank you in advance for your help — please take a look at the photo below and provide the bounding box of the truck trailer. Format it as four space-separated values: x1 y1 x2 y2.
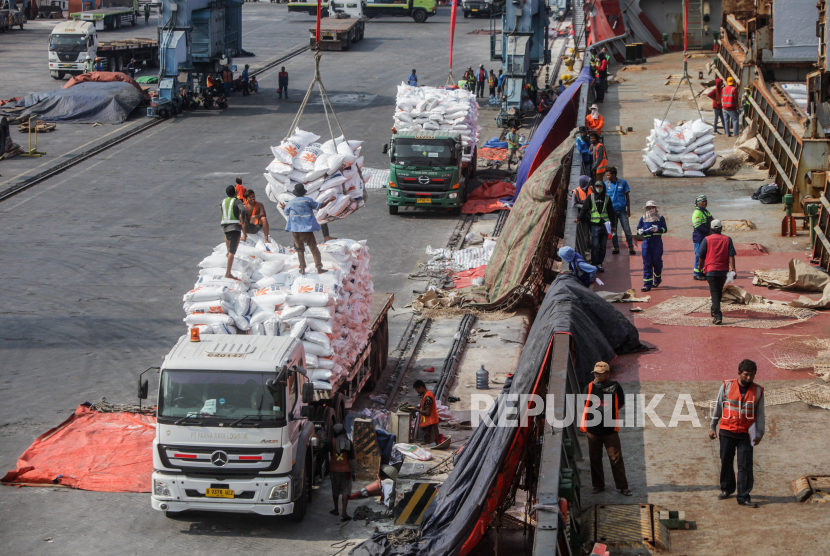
149 293 392 519
70 0 138 30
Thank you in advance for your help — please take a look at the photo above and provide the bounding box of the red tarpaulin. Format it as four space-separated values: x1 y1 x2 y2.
1 405 155 493
451 265 487 289
63 71 150 101
462 180 515 214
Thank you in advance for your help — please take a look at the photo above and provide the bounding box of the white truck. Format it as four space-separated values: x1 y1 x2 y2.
148 294 392 519
49 19 158 79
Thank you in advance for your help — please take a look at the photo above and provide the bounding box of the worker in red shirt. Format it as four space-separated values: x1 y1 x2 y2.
707 78 726 134
722 77 739 137
414 380 440 445
234 177 246 199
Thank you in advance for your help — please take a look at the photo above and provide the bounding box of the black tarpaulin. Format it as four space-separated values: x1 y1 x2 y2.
350 274 644 556
4 82 143 124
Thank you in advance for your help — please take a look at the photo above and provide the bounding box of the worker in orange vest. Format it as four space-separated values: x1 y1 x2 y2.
222 65 233 96
579 362 631 496
585 104 604 135
414 379 440 445
722 76 739 137
234 177 246 199
589 132 607 182
243 189 270 241
709 359 765 508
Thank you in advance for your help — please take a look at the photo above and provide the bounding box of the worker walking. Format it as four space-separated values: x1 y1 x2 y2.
742 87 752 127
243 189 270 241
475 64 487 98
558 246 597 288
408 68 418 87
585 104 604 136
637 201 667 292
278 66 289 98
580 362 632 496
692 194 714 280
144 2 150 24
604 166 635 255
695 219 737 325
722 77 739 136
220 185 247 281
506 126 520 170
280 184 334 275
589 132 607 182
414 380 440 446
707 78 726 134
576 126 592 176
573 175 594 255
578 180 615 272
327 423 355 521
709 359 764 508
126 58 136 79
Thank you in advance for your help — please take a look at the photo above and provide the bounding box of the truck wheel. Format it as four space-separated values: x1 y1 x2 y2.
342 37 350 51
463 11 469 18
413 9 427 22
388 205 398 215
289 453 311 522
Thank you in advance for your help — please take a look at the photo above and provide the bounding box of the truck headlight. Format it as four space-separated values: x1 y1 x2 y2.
390 190 400 197
269 483 290 501
154 480 172 498
448 193 458 199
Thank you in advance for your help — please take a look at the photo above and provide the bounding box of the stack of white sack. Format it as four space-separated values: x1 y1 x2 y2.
643 118 718 178
392 84 480 163
264 128 366 224
182 232 374 389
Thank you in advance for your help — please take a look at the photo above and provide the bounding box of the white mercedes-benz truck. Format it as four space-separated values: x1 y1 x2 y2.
150 335 320 521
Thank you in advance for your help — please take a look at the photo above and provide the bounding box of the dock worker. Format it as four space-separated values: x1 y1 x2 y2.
144 2 150 24
83 56 93 73
578 179 616 272
220 185 247 281
489 69 497 98
408 68 418 87
234 176 246 199
695 219 736 325
222 65 233 96
593 47 609 103
556 78 566 95
742 87 752 127
126 58 136 79
604 166 635 255
573 174 594 255
722 77 739 136
576 126 592 176
506 126 520 170
242 64 250 96
413 379 440 446
692 194 714 280
279 184 334 275
558 246 596 288
637 200 667 292
585 104 604 136
709 359 764 508
278 66 289 98
243 189 269 241
94 57 104 71
327 423 355 521
580 362 632 496
497 69 505 97
475 64 487 98
589 132 607 182
707 78 726 134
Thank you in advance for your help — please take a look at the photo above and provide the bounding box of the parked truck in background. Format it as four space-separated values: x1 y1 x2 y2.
385 132 477 215
289 0 436 23
49 20 158 78
307 0 365 51
148 294 392 519
0 0 26 29
461 0 503 18
70 0 138 30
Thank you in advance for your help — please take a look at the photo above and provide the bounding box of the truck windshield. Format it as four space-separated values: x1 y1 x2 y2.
50 35 88 52
392 138 457 166
157 370 286 424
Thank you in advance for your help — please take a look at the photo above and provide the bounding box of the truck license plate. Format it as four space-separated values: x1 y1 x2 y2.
205 488 234 498
472 8 478 11
416 198 431 204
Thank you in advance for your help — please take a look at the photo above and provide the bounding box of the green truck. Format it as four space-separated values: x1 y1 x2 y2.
288 0 436 23
70 0 138 30
384 132 477 215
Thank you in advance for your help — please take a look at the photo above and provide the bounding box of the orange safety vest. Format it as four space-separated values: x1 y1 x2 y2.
207 75 216 88
574 186 593 202
722 86 738 110
245 200 264 226
329 438 352 472
594 143 608 175
579 381 619 433
489 75 496 87
719 379 763 434
420 390 439 427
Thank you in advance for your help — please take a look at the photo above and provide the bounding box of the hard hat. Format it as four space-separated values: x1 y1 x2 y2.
726 76 735 86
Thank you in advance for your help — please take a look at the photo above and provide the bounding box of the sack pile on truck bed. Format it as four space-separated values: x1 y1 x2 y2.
182 234 374 387
264 128 366 224
643 118 717 178
393 84 481 163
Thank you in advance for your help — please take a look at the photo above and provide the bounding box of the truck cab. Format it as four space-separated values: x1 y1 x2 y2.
151 335 319 520
48 20 97 79
385 132 476 215
461 0 503 18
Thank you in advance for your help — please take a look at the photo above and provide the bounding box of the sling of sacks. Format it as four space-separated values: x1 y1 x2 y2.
393 84 481 162
642 118 717 178
264 128 365 224
181 233 374 387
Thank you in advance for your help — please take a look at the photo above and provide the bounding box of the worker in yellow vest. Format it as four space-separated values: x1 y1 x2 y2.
220 185 247 280
578 180 616 272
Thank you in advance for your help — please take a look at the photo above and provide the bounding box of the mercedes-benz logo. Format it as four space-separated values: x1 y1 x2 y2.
418 175 430 185
210 451 228 467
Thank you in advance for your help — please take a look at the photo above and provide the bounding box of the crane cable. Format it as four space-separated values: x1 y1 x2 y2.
659 0 704 125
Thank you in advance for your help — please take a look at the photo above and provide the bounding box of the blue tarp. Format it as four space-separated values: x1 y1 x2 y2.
505 67 593 204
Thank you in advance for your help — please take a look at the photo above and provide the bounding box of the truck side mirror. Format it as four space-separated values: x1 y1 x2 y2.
300 405 310 418
382 144 388 154
302 382 315 404
138 378 149 400
266 378 283 397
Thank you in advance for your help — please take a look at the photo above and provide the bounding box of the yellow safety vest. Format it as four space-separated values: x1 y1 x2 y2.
221 197 240 225
590 193 609 224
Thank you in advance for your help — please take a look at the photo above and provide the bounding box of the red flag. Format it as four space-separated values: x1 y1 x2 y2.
449 0 457 70
316 0 322 44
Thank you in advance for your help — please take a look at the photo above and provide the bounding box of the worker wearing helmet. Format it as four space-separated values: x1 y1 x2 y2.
692 194 714 280
722 77 739 136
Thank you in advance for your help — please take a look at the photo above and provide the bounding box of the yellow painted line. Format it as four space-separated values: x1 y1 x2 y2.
396 483 429 524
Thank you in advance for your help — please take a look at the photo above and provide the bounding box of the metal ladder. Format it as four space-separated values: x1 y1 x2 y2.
685 0 705 50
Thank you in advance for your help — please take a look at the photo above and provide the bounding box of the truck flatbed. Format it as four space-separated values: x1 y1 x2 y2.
308 16 365 51
72 7 133 16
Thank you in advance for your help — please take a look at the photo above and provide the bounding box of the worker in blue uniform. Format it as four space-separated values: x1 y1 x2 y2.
637 200 667 292
558 246 597 288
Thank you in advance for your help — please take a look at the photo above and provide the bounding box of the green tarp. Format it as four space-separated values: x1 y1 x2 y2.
135 76 158 84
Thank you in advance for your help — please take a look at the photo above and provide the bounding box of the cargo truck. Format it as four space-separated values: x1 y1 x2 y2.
0 0 26 29
48 20 158 78
384 131 477 215
148 294 392 519
307 1 365 51
70 0 138 30
461 0 504 18
289 0 436 23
